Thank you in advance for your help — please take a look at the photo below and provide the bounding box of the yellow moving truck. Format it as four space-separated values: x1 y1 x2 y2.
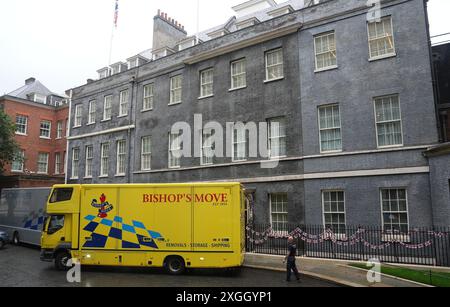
40 183 246 274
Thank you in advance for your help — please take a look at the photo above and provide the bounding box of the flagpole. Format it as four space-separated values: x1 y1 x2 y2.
108 23 115 66
196 0 200 44
108 0 119 67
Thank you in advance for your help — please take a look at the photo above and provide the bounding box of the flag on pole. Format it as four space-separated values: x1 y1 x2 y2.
114 0 119 28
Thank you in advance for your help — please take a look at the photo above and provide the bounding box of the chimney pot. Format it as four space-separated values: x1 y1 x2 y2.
164 13 167 19
25 77 36 85
157 9 160 15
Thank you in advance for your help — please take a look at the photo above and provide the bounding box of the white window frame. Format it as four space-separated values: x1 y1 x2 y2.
103 95 113 121
100 143 110 177
269 193 288 233
318 104 342 153
170 75 183 105
374 94 403 148
143 84 154 111
200 130 214 166
15 115 28 135
116 140 127 176
168 132 182 169
199 68 214 98
11 150 25 172
380 188 410 236
265 48 284 82
34 94 47 104
141 136 152 171
322 190 346 235
74 105 82 127
267 117 287 159
314 31 338 72
230 59 247 90
119 90 129 117
232 126 247 162
55 152 61 175
367 16 396 61
71 148 80 179
40 120 52 139
37 152 49 174
88 100 96 124
85 145 94 178
56 121 63 139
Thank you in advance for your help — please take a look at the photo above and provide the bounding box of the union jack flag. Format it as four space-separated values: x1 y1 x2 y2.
114 0 119 28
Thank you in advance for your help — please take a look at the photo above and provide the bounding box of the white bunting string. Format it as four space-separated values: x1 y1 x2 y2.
246 226 449 250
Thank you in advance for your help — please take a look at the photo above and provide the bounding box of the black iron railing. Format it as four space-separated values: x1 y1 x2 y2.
246 224 450 267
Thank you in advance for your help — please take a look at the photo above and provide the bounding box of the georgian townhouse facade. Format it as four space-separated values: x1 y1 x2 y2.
67 0 450 231
0 78 69 190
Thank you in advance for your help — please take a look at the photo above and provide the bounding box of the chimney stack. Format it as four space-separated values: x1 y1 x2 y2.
25 77 36 85
153 10 187 52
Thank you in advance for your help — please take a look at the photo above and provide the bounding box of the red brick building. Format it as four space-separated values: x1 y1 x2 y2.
0 78 69 189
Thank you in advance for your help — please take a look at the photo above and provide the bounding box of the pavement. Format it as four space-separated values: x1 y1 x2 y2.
244 253 432 287
0 245 340 287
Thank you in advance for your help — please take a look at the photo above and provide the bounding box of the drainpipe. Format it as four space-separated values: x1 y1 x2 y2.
64 89 73 184
424 0 443 143
127 75 136 183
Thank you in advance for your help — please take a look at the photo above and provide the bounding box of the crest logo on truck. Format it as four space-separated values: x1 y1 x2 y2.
91 194 114 218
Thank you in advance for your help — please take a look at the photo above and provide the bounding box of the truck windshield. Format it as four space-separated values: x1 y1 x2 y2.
50 188 73 203
47 215 64 234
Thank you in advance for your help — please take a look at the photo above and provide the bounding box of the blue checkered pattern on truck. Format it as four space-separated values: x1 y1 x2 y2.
82 215 164 249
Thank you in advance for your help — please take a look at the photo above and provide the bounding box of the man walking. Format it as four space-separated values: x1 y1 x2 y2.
284 236 301 282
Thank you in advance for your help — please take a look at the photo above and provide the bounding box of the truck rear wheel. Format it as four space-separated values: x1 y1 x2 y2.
55 251 71 271
164 256 186 275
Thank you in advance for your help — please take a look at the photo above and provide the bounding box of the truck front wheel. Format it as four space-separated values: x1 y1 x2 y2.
164 256 186 275
55 251 71 271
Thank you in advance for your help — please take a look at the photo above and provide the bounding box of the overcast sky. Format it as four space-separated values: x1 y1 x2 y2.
0 0 449 96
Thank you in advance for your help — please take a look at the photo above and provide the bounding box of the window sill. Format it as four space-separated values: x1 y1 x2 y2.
378 144 403 150
320 150 343 155
86 122 95 126
101 119 111 123
73 126 82 129
70 177 79 180
15 133 27 136
168 102 182 106
314 65 338 73
115 174 126 177
37 172 48 175
40 137 51 140
140 169 152 172
198 95 214 100
117 115 128 118
11 170 24 173
369 53 397 62
232 159 248 163
141 109 153 113
83 176 93 180
267 156 287 160
168 166 181 170
264 77 284 83
229 86 247 92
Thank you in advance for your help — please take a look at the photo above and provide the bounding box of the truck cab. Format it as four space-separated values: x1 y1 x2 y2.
40 185 80 270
